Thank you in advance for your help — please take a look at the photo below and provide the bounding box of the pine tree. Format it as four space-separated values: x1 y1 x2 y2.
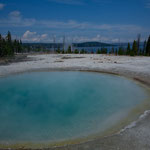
0 34 2 57
80 49 85 54
74 49 79 54
6 31 12 43
67 46 71 54
137 34 141 54
126 43 131 55
13 39 18 53
101 48 107 54
96 49 101 54
139 49 143 56
2 38 7 56
146 36 150 56
143 40 147 55
111 47 114 54
56 46 60 53
132 40 138 56
62 49 65 54
0 32 23 57
115 49 118 55
118 47 124 55
5 31 14 56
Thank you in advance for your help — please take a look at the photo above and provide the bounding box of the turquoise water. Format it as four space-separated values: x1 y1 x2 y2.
0 71 148 143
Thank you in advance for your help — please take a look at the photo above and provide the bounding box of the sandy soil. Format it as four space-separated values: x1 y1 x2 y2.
0 54 150 150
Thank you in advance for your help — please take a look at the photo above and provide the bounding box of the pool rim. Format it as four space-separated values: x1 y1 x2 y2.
0 68 150 149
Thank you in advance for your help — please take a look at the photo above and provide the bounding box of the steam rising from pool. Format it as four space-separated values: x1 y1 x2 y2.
0 72 148 143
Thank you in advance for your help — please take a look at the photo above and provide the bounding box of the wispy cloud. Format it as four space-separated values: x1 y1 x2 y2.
1 11 149 43
145 0 150 8
48 0 113 5
0 12 143 33
48 0 84 5
0 11 36 27
146 3 150 8
0 3 5 10
9 11 21 18
0 15 144 34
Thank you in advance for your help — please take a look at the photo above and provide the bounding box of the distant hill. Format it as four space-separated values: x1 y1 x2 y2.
23 42 114 49
73 42 114 47
23 43 63 48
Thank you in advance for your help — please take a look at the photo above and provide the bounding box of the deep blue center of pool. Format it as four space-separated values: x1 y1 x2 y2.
0 72 148 143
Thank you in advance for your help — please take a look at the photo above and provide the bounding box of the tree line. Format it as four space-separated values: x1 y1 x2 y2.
59 35 150 56
116 35 150 56
0 31 150 57
0 31 22 57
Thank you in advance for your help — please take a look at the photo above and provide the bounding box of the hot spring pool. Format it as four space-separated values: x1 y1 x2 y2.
0 71 149 144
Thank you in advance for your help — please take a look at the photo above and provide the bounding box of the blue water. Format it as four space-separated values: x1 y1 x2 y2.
0 72 148 143
72 44 144 53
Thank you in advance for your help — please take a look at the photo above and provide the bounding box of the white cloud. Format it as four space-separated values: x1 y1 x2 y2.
23 30 36 38
41 34 48 39
22 31 49 42
9 11 21 18
0 3 5 10
111 38 120 43
22 30 39 42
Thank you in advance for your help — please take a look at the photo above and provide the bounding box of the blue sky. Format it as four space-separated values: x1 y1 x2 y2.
0 0 150 43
